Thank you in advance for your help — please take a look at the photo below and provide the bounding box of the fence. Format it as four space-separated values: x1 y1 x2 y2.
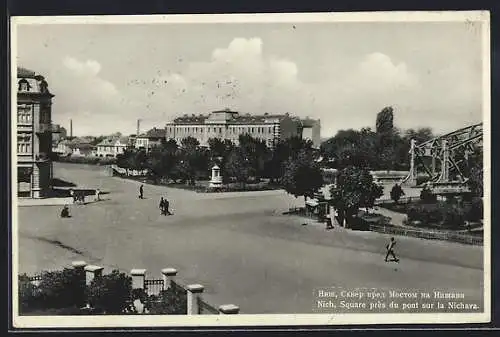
198 297 220 315
369 224 483 246
111 165 148 177
375 196 418 205
144 279 164 296
20 262 240 315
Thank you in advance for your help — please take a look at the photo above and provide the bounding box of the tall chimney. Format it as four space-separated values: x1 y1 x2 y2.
136 119 140 136
70 119 73 138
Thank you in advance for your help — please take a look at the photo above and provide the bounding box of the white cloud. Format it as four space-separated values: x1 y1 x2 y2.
63 57 101 77
48 57 143 135
43 39 481 137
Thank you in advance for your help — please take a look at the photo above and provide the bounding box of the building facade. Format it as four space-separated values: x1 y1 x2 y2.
164 110 315 148
52 139 72 156
96 137 129 157
135 128 166 152
300 118 322 148
16 67 54 198
51 124 67 143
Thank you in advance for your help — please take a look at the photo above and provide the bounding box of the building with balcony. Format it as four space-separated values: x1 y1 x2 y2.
16 67 54 198
164 110 313 148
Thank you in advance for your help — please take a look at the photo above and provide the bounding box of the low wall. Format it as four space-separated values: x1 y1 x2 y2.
23 262 240 315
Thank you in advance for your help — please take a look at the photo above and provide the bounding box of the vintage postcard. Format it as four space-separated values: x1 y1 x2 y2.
10 11 490 328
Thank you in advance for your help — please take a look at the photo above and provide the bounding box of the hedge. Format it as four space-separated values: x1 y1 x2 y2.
19 269 186 315
56 156 116 166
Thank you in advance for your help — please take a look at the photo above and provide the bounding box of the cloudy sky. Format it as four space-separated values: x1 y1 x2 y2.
15 19 485 137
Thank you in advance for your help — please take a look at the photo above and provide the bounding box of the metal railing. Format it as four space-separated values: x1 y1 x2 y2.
144 279 164 296
197 297 219 315
369 224 483 246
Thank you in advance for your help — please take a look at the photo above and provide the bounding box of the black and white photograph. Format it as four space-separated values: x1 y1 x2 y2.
11 12 490 327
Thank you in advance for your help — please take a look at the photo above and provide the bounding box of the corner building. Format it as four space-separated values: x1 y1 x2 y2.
165 110 320 148
16 67 54 198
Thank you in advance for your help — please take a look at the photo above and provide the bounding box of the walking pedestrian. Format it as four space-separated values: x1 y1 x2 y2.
159 197 165 215
95 188 101 202
139 184 144 199
164 198 172 215
385 237 399 262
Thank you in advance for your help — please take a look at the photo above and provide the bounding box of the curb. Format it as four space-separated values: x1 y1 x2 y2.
18 197 74 207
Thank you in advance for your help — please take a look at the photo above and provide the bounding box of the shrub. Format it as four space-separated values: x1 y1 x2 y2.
18 274 41 313
147 285 188 315
441 206 465 229
420 187 437 203
407 204 442 224
57 156 116 166
465 197 483 222
87 270 132 314
19 268 82 313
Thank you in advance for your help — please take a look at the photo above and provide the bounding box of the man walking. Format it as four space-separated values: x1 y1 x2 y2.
164 198 172 215
385 237 399 262
159 197 165 215
139 184 144 199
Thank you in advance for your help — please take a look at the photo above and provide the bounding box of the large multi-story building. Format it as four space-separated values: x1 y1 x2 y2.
16 67 54 198
165 109 319 148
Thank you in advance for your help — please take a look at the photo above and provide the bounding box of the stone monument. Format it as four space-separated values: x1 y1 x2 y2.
209 164 223 188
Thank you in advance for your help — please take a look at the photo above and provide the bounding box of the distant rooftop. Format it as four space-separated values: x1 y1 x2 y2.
301 118 320 128
169 110 291 125
138 127 166 138
17 67 36 78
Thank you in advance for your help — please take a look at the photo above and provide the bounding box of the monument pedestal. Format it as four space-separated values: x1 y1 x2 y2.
209 164 223 188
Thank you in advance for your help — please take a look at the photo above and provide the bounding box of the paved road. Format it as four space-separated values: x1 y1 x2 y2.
17 163 484 314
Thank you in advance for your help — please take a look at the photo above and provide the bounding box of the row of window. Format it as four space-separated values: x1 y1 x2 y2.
18 113 32 124
18 104 51 124
18 132 32 154
166 126 275 135
18 143 32 153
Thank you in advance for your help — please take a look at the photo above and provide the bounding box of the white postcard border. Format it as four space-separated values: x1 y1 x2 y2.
10 11 491 328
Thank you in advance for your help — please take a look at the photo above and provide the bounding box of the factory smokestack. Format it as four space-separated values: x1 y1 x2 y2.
70 119 73 138
136 119 141 136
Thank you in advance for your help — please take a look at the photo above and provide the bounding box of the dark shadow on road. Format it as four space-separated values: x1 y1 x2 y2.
51 178 77 187
20 232 103 264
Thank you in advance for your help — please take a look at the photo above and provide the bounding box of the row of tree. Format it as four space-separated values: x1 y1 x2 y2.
115 134 322 190
320 106 434 170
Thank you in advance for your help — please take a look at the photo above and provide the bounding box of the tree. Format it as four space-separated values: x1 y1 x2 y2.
281 149 324 204
238 134 270 181
225 148 252 185
468 163 483 197
376 106 394 134
175 137 208 184
87 270 132 314
208 138 235 182
208 138 226 158
329 167 383 227
390 183 405 204
320 128 378 169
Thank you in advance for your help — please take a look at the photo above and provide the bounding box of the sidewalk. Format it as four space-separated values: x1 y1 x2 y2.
372 206 410 228
17 197 73 207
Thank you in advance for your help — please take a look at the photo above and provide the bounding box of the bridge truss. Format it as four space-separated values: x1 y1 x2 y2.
402 123 483 188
